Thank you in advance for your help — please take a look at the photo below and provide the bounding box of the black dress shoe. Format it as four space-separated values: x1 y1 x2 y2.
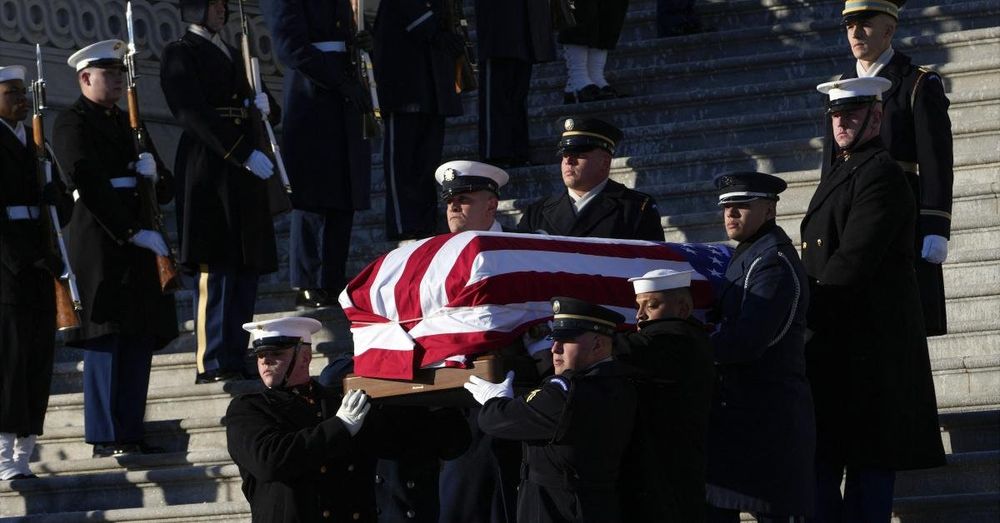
117 442 166 455
195 369 243 384
9 473 37 479
295 288 336 309
597 85 626 100
562 84 601 104
92 443 127 458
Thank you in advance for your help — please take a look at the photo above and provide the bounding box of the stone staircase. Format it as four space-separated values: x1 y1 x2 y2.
1 0 998 520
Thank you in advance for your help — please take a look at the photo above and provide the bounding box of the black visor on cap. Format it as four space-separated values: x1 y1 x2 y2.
250 336 304 355
827 96 879 114
441 176 499 200
85 59 126 71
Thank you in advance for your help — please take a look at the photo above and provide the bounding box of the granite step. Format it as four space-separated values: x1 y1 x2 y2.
894 450 1000 497
0 463 244 517
11 500 251 523
35 417 229 464
891 492 1000 523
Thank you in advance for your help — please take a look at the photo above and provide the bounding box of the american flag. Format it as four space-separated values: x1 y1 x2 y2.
339 231 732 379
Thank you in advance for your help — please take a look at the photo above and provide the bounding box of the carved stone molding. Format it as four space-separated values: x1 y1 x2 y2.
0 0 280 74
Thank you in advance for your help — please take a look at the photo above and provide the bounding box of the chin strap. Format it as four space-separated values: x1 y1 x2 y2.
841 102 876 154
276 343 303 390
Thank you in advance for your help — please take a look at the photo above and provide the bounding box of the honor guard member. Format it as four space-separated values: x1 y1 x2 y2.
161 0 282 383
706 172 816 522
467 297 638 523
373 0 465 240
822 0 953 336
474 0 555 166
517 117 664 241
806 77 944 522
226 317 382 522
53 40 178 457
436 160 510 233
259 0 373 309
557 0 629 103
0 65 72 479
615 269 714 522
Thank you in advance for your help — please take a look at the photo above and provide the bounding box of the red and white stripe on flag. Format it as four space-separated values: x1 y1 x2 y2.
339 231 732 379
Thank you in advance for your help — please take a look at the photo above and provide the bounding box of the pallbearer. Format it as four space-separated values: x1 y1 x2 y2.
0 64 72 480
53 40 178 458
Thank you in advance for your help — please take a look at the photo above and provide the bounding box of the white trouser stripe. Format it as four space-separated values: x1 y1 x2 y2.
405 11 433 32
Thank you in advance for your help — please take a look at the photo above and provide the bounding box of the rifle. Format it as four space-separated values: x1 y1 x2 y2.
237 0 292 194
32 44 82 330
125 1 181 293
448 0 477 93
352 0 382 139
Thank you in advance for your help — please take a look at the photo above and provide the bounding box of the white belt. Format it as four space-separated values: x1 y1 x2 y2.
5 205 41 221
72 176 139 201
312 41 347 53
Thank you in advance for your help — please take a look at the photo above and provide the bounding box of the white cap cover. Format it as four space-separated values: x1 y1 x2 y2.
0 65 26 83
627 269 694 294
243 317 323 346
67 39 127 72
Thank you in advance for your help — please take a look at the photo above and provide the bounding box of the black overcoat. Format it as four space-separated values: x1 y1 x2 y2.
479 361 637 523
516 179 663 241
802 139 945 471
0 124 70 309
557 0 629 50
707 223 815 516
372 0 463 116
615 318 714 522
160 30 280 273
475 0 556 63
259 0 372 212
821 51 953 335
52 97 177 349
226 381 469 523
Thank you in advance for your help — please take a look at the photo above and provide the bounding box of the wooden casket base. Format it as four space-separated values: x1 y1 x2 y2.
342 354 502 406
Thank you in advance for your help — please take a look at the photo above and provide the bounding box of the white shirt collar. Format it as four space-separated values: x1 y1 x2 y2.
0 118 26 146
488 220 503 232
189 24 232 60
857 46 894 78
568 178 610 214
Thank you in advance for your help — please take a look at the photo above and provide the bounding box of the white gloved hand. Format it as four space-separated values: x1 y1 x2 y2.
134 152 157 183
130 229 169 257
244 150 274 180
335 389 372 437
463 371 514 406
254 92 270 117
921 234 948 264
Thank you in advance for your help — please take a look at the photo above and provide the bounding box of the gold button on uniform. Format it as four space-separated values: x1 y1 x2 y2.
817 239 823 247
407 510 417 518
234 118 242 125
347 464 355 472
801 241 807 250
319 465 327 473
352 513 361 520
406 480 415 488
322 510 331 518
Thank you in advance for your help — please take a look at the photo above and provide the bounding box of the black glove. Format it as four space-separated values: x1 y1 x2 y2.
354 30 374 53
432 31 465 58
40 182 63 206
338 79 373 113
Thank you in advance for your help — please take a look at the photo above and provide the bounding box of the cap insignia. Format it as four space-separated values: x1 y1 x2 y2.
564 119 574 131
552 300 561 314
114 42 123 51
443 168 458 182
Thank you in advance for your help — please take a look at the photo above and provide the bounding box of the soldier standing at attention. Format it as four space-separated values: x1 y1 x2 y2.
806 76 944 523
259 0 374 309
54 40 177 458
372 0 465 241
0 64 72 478
160 0 281 384
822 0 953 336
474 0 555 167
517 117 663 241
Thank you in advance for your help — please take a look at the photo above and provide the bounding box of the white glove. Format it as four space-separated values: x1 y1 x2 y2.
130 229 169 257
244 150 274 180
254 92 270 116
335 389 372 437
134 152 157 183
921 234 948 264
464 371 514 406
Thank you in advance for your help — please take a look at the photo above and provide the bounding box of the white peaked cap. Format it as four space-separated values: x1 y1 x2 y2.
242 317 323 346
0 65 26 83
435 160 510 189
67 39 127 72
816 76 892 103
627 269 694 294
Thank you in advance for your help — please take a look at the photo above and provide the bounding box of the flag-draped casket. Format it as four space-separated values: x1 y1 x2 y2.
339 231 732 379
